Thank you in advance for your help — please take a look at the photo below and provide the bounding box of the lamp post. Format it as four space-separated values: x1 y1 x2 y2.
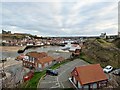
1 58 7 89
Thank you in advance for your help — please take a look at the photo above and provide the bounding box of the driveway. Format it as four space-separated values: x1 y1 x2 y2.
38 59 88 88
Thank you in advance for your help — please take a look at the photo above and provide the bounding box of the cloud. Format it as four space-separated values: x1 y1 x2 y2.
1 1 118 36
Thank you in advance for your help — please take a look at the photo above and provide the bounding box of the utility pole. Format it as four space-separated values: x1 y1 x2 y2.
1 58 7 89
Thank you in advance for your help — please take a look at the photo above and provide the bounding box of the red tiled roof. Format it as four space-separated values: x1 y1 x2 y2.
26 52 47 59
37 56 54 64
16 54 25 60
72 64 107 85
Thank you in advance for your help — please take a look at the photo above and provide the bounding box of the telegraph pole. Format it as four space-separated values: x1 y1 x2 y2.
1 58 7 89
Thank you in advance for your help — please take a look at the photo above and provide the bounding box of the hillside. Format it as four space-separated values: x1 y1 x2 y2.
112 38 120 49
81 38 120 68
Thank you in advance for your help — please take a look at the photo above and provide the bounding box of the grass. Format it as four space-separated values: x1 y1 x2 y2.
79 52 106 68
21 60 70 88
79 52 95 64
96 38 113 47
50 60 69 69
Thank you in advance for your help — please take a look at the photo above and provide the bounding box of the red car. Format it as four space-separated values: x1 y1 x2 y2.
23 71 34 82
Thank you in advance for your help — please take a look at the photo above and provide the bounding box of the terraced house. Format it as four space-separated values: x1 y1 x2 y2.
22 52 55 71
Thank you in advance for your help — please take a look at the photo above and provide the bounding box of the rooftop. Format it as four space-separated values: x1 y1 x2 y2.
26 52 47 59
37 56 54 64
73 64 108 85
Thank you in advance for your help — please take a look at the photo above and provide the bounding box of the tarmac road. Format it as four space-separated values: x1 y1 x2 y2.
38 59 89 88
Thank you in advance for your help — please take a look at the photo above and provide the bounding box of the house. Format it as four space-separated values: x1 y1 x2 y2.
100 33 107 39
22 52 55 70
36 56 55 70
70 64 108 89
22 52 47 68
71 49 81 57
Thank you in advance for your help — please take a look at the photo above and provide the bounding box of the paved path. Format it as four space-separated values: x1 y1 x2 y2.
38 59 89 88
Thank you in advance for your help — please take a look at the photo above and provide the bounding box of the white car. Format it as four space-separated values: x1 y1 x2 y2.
103 65 113 73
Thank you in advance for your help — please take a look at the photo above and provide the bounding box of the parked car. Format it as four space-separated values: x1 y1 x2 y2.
112 69 120 75
46 69 58 76
23 71 34 82
103 65 113 73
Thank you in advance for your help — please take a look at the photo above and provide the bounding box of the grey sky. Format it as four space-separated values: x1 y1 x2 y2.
1 0 119 37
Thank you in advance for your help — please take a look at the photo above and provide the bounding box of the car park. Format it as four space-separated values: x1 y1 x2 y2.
46 69 58 76
112 69 120 75
103 65 113 73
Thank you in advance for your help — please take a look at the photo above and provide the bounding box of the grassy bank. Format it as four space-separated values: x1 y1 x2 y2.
81 39 120 68
79 52 105 68
79 53 95 64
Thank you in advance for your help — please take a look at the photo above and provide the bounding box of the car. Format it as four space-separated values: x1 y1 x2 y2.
23 71 34 82
103 65 113 73
112 69 120 75
46 69 58 76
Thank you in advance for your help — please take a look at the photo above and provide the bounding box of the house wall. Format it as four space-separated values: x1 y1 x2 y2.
72 76 97 89
44 63 48 68
49 61 52 65
38 64 42 68
78 81 82 88
83 85 89 88
22 56 36 68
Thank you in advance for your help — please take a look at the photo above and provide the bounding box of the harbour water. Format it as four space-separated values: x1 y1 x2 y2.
1 46 62 59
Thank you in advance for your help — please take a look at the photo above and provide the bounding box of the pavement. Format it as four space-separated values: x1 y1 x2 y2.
38 59 89 88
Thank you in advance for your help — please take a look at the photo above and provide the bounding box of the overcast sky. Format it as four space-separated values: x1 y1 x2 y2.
0 0 119 37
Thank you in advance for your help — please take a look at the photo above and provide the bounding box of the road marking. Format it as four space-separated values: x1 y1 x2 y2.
60 82 64 88
51 85 60 88
56 77 60 87
40 81 58 83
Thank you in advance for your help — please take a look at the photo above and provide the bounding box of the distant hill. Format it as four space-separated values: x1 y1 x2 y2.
1 33 42 40
82 38 120 68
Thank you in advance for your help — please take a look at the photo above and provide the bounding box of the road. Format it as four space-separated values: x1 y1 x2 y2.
38 59 89 88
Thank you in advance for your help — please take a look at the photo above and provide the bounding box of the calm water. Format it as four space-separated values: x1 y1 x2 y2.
1 46 61 59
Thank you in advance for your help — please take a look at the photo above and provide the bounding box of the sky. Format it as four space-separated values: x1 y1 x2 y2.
0 0 119 37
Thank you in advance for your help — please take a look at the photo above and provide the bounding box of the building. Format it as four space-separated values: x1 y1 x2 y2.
36 56 55 70
70 64 108 89
100 33 107 39
71 49 81 57
22 52 55 70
